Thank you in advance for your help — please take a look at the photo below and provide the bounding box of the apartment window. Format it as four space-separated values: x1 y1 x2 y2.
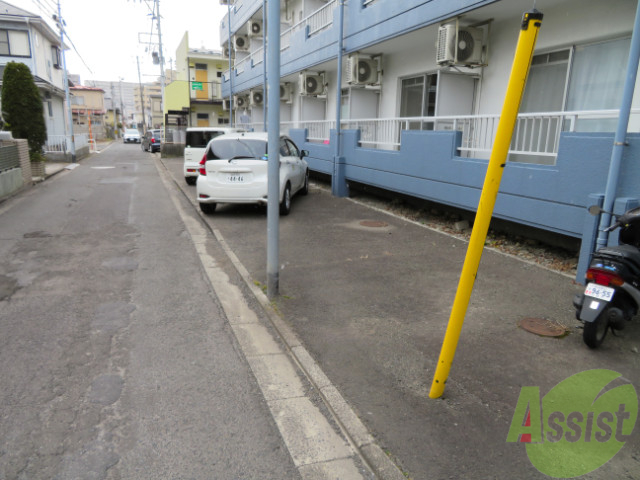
566 37 631 131
0 29 31 57
513 37 632 165
195 63 207 71
218 117 230 125
400 73 437 130
51 46 61 68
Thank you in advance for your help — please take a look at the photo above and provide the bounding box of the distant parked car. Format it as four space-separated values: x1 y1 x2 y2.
123 128 141 143
183 127 243 185
142 129 162 153
196 132 309 215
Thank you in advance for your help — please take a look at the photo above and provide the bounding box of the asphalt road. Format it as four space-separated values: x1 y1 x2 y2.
160 154 640 480
0 143 303 479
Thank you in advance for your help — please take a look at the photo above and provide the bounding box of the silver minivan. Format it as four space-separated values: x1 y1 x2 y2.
184 127 243 185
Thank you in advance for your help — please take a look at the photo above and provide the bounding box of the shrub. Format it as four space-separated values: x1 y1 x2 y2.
1 62 47 160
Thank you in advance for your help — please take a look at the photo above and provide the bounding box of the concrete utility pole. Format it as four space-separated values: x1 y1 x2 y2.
155 0 166 132
119 78 125 127
137 56 147 132
57 1 76 162
228 1 233 127
110 83 117 137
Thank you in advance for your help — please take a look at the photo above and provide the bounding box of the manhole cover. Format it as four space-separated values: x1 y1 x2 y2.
519 317 569 337
360 220 388 228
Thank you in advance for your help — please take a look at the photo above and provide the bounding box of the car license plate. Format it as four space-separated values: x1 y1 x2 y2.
227 175 245 183
584 283 615 301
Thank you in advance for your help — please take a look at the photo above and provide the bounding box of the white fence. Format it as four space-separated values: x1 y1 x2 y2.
251 110 639 164
44 133 90 154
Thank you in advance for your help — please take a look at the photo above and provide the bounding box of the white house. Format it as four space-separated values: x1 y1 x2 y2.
0 0 67 138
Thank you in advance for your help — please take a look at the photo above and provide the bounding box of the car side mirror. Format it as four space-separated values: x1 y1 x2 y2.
300 149 309 158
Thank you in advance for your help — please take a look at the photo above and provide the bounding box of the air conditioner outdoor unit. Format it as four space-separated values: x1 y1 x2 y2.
280 83 293 103
234 35 249 51
299 73 324 96
346 54 380 85
222 99 231 111
248 20 262 37
220 0 230 5
436 24 484 66
250 90 264 106
234 95 249 109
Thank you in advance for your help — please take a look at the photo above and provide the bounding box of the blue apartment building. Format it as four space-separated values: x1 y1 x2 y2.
219 0 640 280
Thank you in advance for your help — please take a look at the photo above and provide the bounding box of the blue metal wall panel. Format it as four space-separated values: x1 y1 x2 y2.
345 0 498 52
290 128 640 241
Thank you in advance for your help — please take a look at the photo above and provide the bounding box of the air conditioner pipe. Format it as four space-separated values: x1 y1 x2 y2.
266 0 281 298
332 0 348 197
596 0 640 250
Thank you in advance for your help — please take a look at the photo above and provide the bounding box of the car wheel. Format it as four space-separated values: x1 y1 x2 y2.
280 183 291 216
200 202 217 214
300 170 309 195
186 177 197 186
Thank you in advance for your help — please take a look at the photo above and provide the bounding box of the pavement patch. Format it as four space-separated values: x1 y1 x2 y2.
88 374 124 406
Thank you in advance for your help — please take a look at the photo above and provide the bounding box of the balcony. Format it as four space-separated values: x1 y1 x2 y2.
247 109 640 165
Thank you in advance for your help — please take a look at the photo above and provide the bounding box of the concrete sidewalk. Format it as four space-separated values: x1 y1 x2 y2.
160 157 640 480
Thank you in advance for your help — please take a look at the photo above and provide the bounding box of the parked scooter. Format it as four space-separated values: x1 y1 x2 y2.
573 205 640 348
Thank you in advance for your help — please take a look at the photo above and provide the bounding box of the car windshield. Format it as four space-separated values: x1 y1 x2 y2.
207 139 267 160
126 129 139 135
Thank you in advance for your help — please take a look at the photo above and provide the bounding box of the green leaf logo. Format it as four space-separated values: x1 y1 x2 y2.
525 369 637 478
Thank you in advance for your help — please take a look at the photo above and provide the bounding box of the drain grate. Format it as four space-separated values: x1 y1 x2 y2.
519 317 569 337
360 220 388 228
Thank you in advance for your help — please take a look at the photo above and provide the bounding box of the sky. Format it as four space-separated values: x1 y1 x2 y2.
13 0 230 84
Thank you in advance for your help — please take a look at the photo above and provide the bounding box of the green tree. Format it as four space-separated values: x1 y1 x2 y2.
1 62 47 160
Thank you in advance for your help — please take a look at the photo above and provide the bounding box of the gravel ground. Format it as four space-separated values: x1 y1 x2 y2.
337 183 580 278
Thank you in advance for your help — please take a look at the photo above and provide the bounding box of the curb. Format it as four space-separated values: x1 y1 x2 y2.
157 157 407 480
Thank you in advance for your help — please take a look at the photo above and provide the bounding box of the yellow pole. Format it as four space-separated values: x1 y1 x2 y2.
429 10 543 399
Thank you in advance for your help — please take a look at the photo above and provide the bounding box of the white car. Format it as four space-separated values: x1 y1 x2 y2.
184 127 243 185
123 128 141 143
196 132 309 215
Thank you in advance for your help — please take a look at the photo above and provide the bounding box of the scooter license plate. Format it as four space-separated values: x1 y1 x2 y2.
584 283 615 301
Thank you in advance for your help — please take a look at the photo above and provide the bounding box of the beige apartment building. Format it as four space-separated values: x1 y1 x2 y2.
69 86 107 140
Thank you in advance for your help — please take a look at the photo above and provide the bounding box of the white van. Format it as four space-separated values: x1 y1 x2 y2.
184 127 243 185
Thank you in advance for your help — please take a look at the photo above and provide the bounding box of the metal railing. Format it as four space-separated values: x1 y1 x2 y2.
282 1 336 50
249 109 640 163
45 133 90 153
224 1 336 78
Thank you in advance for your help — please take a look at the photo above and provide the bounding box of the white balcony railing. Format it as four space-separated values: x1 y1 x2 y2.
45 133 90 153
282 0 336 50
248 109 640 164
224 1 336 76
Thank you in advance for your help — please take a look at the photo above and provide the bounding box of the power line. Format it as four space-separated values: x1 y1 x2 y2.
30 0 55 19
39 0 58 12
